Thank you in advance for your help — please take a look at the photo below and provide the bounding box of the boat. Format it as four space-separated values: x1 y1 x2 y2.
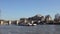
32 24 37 26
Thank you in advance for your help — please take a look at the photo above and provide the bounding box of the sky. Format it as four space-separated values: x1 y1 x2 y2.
0 0 60 20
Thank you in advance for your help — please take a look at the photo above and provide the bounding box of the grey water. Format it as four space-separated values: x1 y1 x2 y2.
0 25 60 34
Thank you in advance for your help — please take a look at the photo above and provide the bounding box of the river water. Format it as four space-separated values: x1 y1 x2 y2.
0 25 60 34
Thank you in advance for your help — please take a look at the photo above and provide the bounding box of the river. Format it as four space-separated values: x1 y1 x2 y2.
0 25 60 34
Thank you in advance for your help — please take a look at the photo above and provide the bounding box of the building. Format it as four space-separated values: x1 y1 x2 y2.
54 13 60 23
44 15 52 24
28 14 45 24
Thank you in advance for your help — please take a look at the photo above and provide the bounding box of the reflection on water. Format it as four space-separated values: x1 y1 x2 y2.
0 25 60 34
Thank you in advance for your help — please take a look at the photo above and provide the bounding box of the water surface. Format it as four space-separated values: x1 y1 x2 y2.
0 25 60 34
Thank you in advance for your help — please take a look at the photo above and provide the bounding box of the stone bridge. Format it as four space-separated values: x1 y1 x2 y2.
0 20 20 25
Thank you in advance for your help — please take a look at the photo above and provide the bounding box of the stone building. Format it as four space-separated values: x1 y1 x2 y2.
54 13 60 24
28 14 45 24
44 15 53 24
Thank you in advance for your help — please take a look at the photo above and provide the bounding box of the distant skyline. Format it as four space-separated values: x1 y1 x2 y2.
0 0 60 20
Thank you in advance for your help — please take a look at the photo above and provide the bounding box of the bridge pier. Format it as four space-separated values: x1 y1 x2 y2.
9 20 12 25
31 21 34 24
16 20 19 25
1 21 4 25
23 19 27 24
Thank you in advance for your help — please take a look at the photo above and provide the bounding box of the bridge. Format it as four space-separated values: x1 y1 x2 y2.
0 19 38 25
0 20 20 25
